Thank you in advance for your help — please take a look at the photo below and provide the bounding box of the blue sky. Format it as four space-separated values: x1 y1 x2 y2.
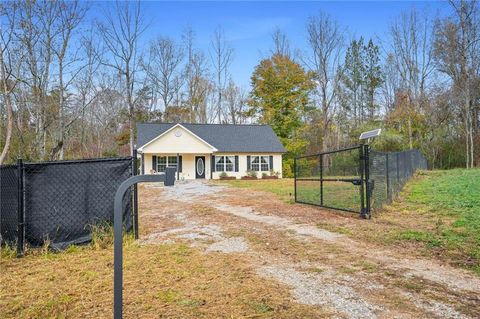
93 1 451 88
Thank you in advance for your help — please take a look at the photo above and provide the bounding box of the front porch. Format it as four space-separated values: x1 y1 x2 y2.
141 153 212 180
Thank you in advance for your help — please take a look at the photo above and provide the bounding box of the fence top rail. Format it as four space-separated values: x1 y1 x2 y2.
22 156 133 166
370 149 421 156
0 164 18 169
296 145 362 159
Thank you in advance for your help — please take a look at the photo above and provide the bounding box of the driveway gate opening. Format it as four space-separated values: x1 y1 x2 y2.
295 146 428 218
294 145 371 218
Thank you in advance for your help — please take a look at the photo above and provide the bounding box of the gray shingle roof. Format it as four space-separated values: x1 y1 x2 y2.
137 123 286 153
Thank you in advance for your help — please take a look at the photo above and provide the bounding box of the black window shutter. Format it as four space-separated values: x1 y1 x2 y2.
211 155 215 172
269 156 273 171
235 156 239 172
152 155 157 172
247 156 251 170
179 156 183 173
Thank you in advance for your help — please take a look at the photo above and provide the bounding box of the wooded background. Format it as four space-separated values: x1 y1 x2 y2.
0 1 479 176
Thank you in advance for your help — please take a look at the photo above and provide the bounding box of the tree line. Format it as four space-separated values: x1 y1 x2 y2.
0 1 479 175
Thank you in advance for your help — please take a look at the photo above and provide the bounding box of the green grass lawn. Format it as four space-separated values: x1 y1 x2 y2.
217 178 361 211
218 170 480 274
215 179 295 202
391 169 480 273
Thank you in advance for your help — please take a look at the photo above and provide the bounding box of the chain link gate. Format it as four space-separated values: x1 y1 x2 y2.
294 146 427 218
294 145 371 218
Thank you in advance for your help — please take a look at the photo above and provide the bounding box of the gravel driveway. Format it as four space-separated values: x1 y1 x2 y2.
138 180 480 319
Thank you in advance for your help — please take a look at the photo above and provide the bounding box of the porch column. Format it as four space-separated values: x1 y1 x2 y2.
210 154 214 179
141 153 145 175
176 153 179 180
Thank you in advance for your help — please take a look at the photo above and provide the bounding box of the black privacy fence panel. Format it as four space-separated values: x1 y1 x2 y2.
295 146 428 216
0 165 18 244
0 157 134 252
369 149 427 210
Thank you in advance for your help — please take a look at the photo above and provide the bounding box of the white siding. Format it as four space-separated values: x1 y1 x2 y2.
140 125 216 154
142 153 283 180
212 153 282 179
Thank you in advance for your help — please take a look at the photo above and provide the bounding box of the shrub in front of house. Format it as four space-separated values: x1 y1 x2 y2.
242 169 258 180
219 172 236 180
261 170 279 179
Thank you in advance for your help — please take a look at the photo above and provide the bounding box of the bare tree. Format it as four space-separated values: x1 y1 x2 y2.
143 36 183 119
97 1 146 155
390 7 435 149
305 11 344 152
182 27 211 123
381 53 401 114
13 1 59 159
270 28 291 57
71 30 103 156
223 79 246 124
189 57 212 123
0 2 21 164
51 1 87 159
210 27 233 123
434 0 479 168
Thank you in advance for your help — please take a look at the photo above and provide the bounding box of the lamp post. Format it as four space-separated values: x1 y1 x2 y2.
113 167 175 319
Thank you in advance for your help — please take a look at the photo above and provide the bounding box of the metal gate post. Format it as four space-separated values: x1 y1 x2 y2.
293 158 297 202
16 159 25 257
359 147 366 218
113 168 175 319
363 144 371 218
385 153 390 202
132 149 139 240
319 154 323 206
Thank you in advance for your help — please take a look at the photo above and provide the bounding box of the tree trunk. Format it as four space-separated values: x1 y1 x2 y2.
408 110 413 150
0 55 13 165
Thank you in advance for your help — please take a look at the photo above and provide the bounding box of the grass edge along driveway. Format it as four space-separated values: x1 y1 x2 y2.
217 169 480 275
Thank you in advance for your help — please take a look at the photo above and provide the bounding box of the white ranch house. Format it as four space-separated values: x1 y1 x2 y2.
136 123 286 180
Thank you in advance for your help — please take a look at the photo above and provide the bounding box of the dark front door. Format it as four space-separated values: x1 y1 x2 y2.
195 156 205 179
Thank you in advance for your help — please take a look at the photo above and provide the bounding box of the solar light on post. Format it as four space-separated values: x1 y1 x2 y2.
359 128 381 144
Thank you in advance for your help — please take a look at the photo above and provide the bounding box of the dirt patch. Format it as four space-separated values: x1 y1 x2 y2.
259 265 381 318
206 237 249 253
138 181 480 318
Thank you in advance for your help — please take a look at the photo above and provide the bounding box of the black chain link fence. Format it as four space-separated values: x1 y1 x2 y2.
369 149 428 210
295 146 428 216
0 157 136 253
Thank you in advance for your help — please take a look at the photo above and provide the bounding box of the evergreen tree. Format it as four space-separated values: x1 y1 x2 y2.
363 39 383 120
340 38 383 126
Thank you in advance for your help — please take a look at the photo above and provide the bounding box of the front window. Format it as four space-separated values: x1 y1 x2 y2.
156 156 177 172
215 155 235 172
251 156 270 172
261 156 269 171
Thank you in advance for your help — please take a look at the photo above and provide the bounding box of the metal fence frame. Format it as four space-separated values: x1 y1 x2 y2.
294 145 371 217
0 156 138 256
294 146 427 218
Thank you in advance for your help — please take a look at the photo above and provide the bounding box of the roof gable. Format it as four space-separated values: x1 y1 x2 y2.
137 123 286 153
138 124 218 152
